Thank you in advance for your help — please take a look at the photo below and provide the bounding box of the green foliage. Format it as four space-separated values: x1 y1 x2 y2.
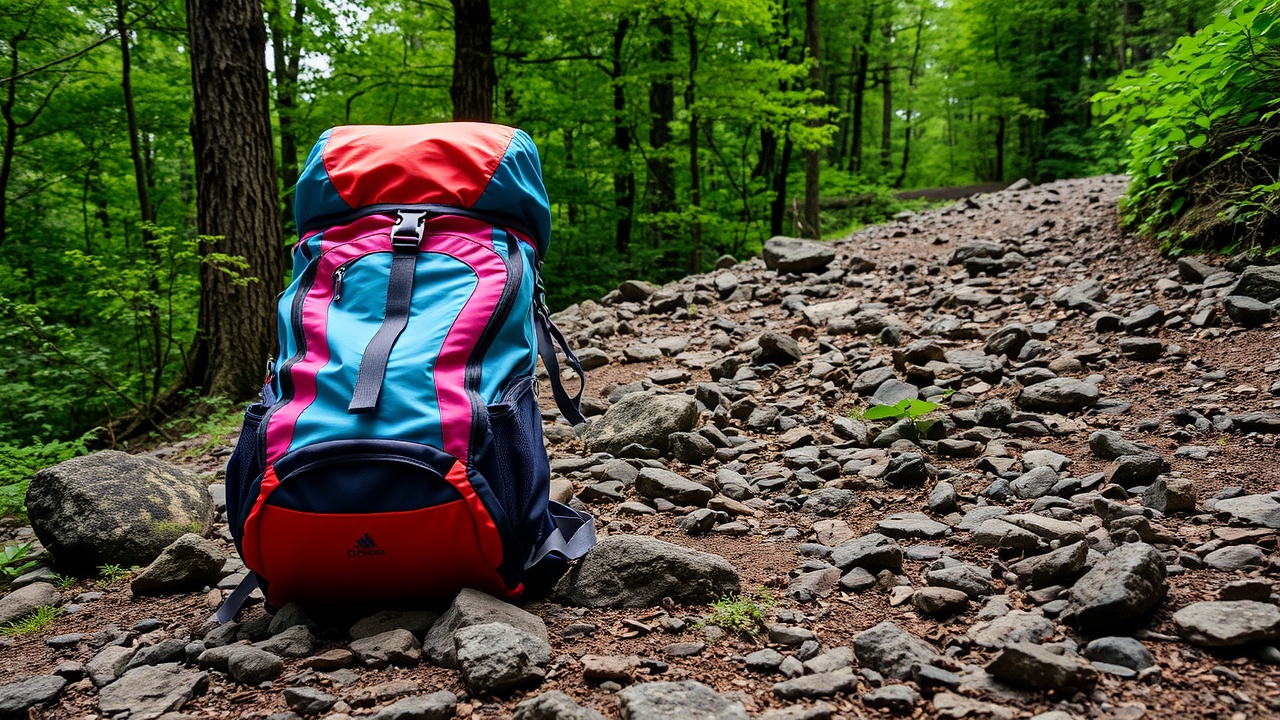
96 564 132 587
52 573 78 591
0 436 89 519
0 544 37 583
1095 0 1280 254
859 397 944 435
702 589 778 637
0 606 61 636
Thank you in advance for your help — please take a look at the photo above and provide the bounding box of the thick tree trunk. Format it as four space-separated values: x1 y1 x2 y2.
773 132 793 236
0 40 18 251
186 0 285 401
611 16 634 255
802 0 822 239
645 14 676 246
994 114 1006 182
450 0 495 122
268 0 306 234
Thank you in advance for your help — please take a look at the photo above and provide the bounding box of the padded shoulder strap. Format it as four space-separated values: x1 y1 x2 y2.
525 500 596 569
211 572 259 624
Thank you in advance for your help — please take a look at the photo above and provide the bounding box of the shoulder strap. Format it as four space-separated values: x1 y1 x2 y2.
211 572 259 624
525 500 596 569
535 308 586 426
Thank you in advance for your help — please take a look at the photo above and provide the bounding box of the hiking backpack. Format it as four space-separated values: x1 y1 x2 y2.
220 122 595 619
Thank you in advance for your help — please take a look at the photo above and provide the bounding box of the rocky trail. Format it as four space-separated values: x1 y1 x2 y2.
3 174 1280 720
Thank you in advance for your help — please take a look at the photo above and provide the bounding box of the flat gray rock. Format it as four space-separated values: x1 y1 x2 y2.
1008 541 1087 588
636 468 713 507
853 621 939 680
350 609 439 640
583 392 697 454
369 691 458 720
1018 378 1098 413
1173 601 1280 647
772 669 859 699
350 628 421 669
423 588 548 668
555 535 739 608
763 237 836 274
876 513 950 540
1231 264 1280 303
1083 637 1154 670
830 533 902 572
513 690 608 720
0 675 66 717
967 611 1056 649
27 450 213 572
618 680 748 720
454 622 551 693
1213 493 1280 529
98 665 209 720
987 643 1097 689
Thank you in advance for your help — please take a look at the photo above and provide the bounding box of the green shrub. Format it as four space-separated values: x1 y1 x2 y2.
0 436 89 519
1094 1 1280 255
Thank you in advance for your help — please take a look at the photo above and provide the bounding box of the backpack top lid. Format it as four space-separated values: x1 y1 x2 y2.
294 122 552 259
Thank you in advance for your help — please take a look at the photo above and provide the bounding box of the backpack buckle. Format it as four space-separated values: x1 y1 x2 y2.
391 210 429 252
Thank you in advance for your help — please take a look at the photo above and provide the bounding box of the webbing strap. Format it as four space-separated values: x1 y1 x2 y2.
349 211 425 413
535 310 586 426
211 573 259 624
525 500 596 569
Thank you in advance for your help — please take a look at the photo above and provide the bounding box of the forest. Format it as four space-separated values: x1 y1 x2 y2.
0 0 1276 458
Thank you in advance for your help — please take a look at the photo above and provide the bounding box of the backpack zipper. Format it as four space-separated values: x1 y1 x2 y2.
258 252 324 465
332 258 358 302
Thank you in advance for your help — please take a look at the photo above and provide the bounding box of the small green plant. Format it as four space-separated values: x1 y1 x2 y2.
859 397 942 434
96 564 131 587
0 543 37 582
52 573 77 590
0 606 61 636
702 589 777 637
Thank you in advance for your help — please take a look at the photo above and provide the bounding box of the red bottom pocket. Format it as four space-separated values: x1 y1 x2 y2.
254 500 516 606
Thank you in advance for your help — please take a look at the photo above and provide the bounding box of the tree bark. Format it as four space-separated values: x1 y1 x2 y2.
0 35 20 251
685 14 702 273
450 0 494 122
895 0 925 188
611 16 634 254
644 14 676 246
802 0 822 239
879 20 892 173
849 2 874 173
186 0 285 401
268 0 306 234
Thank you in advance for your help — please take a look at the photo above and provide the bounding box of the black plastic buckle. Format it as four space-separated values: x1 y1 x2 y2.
391 210 430 252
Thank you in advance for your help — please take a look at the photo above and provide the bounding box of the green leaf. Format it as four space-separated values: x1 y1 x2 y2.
1189 134 1207 148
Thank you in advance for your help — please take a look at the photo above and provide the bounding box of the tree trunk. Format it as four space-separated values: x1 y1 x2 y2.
685 14 702 273
894 1 925 189
450 0 495 122
645 14 676 246
773 131 793 237
849 3 874 173
0 38 18 251
186 0 285 401
802 0 822 239
994 114 1006 182
268 0 306 235
879 20 892 173
611 16 634 255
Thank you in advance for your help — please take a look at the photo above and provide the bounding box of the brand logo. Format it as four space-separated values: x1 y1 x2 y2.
347 533 386 557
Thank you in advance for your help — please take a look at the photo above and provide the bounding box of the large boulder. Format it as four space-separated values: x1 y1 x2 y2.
26 451 213 572
582 392 697 455
762 237 836 274
555 535 740 608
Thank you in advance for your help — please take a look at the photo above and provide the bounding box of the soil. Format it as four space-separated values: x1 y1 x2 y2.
3 174 1279 720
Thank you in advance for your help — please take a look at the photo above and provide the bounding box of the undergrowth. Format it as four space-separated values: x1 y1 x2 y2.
702 589 778 637
0 606 60 636
0 436 89 519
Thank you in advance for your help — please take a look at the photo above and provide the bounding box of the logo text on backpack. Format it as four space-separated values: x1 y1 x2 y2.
348 533 386 557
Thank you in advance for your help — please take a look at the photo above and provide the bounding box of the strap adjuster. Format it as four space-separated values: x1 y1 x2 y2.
391 210 429 252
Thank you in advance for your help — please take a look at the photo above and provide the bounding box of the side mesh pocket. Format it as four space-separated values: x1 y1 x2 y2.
482 376 550 550
225 402 268 540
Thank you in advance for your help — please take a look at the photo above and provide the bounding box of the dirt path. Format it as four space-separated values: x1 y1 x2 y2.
3 174 1278 720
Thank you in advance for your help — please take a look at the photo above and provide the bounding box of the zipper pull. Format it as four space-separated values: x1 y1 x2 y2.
333 266 347 302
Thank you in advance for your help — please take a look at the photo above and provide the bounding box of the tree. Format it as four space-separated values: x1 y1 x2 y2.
451 0 495 121
802 0 822 238
185 0 284 400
